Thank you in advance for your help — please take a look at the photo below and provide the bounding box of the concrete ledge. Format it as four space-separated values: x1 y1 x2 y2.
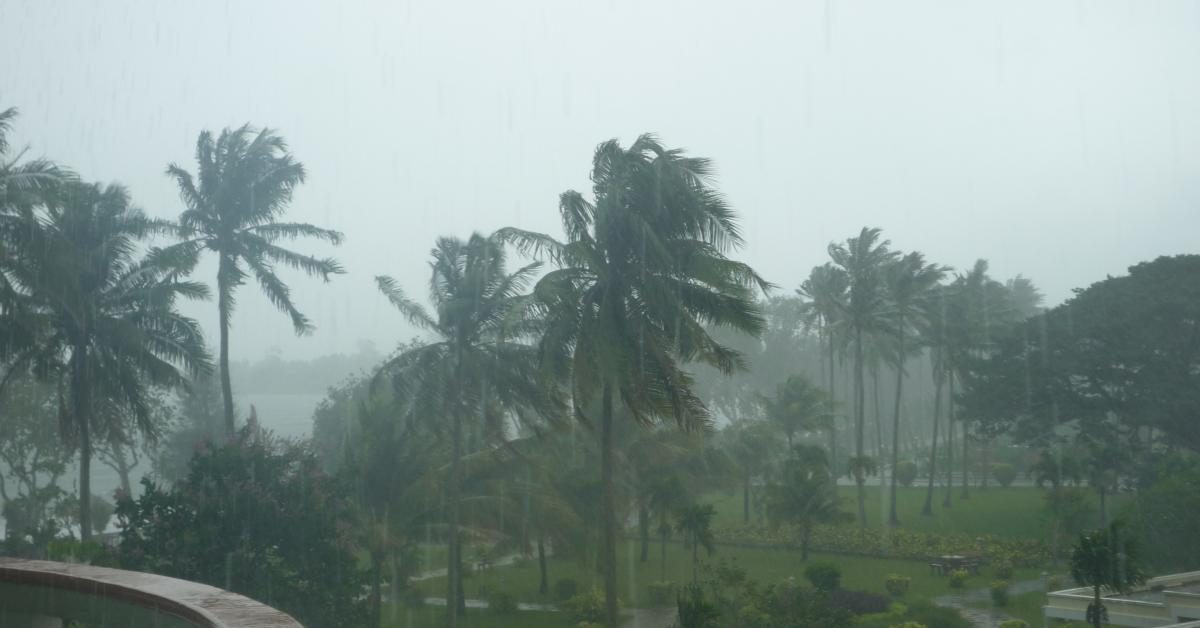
0 557 303 627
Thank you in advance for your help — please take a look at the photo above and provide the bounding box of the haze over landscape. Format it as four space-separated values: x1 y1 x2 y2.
5 0 1198 360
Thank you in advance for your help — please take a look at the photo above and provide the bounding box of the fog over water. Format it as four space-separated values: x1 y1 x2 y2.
3 0 1199 360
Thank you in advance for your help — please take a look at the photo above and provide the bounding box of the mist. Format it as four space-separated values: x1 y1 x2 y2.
4 0 1197 361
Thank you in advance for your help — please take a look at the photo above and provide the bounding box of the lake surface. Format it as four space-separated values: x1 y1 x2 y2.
1 393 327 536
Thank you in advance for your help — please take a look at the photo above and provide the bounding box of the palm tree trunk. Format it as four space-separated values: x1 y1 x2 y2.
639 506 650 562
691 538 698 583
827 328 838 483
217 258 236 435
72 346 93 540
743 472 751 524
921 357 943 516
600 383 619 628
943 371 955 508
1092 584 1103 628
660 525 668 581
447 408 463 627
889 327 904 526
961 416 970 499
873 365 883 464
854 328 867 527
538 536 549 595
371 550 383 628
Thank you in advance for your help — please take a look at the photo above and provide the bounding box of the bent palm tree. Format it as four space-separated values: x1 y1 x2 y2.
798 263 848 478
882 252 945 525
828 227 896 527
500 134 769 627
165 125 342 434
765 444 845 560
6 182 209 538
375 232 564 628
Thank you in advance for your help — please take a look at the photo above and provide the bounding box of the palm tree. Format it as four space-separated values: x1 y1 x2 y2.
760 374 832 450
5 181 209 538
798 263 848 477
675 502 717 583
921 282 952 516
828 227 896 527
721 419 781 524
165 125 343 434
645 472 690 581
882 252 946 525
500 134 769 627
1069 521 1147 628
765 444 846 560
375 232 564 627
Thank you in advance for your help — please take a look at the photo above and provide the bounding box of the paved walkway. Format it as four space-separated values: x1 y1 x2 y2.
933 577 1045 627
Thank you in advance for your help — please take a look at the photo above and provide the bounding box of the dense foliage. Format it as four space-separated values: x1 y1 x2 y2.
115 425 366 627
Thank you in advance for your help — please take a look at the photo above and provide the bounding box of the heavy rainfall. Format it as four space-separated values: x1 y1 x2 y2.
1 2 1199 628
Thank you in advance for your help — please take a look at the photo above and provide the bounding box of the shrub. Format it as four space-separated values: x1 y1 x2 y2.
647 581 676 605
902 600 971 628
805 561 842 591
895 461 919 487
828 589 890 615
487 590 517 614
993 560 1014 580
998 621 1029 628
990 581 1009 607
948 569 969 588
1046 575 1062 592
576 623 604 628
885 574 911 597
891 623 927 628
992 464 1018 488
554 577 579 601
562 588 606 623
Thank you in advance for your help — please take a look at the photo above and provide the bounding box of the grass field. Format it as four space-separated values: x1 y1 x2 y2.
707 484 1126 540
414 538 1041 608
383 606 567 628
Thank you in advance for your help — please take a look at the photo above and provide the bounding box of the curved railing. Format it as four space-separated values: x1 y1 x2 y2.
0 557 303 627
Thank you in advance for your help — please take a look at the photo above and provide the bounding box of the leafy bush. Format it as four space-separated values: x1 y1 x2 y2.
998 620 1029 628
805 561 842 591
990 581 1009 607
885 574 911 597
562 588 607 623
487 590 517 614
828 589 889 615
992 560 1014 580
554 577 579 601
46 539 117 567
647 581 676 605
676 583 721 628
902 599 970 628
891 623 928 628
992 464 1018 488
1046 575 1062 591
895 461 919 487
948 569 969 588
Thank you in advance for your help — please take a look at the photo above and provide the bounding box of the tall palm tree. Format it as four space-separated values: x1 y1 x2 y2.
882 252 945 525
165 125 343 434
828 227 896 527
500 134 769 627
5 181 209 538
798 263 848 477
375 232 564 628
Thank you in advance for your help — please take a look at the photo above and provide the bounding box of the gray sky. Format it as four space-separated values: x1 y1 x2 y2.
3 0 1198 361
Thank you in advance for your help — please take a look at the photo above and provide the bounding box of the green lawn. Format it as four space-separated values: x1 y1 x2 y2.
415 539 1041 608
708 485 1127 540
383 606 567 628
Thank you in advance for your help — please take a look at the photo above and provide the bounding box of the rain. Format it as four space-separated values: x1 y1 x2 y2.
1 1 1199 627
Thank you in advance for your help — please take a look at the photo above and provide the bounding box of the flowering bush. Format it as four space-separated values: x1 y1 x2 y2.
562 589 608 623
948 569 969 588
885 574 911 597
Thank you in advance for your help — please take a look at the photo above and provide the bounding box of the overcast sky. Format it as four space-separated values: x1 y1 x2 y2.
3 1 1198 361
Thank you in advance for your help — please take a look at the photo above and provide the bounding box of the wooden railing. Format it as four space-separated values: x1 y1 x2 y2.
0 557 303 627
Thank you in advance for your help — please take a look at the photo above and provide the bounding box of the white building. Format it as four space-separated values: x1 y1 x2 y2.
1044 571 1200 628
